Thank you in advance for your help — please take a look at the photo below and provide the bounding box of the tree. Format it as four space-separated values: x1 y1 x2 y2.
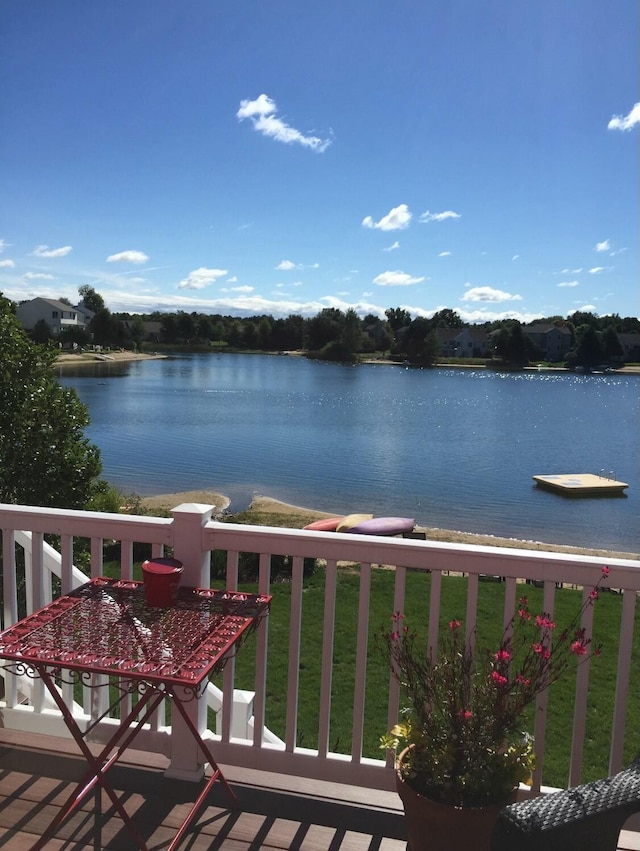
385 307 411 335
572 325 604 369
78 284 105 313
493 321 530 368
0 294 102 508
31 318 54 344
404 317 440 365
431 308 464 329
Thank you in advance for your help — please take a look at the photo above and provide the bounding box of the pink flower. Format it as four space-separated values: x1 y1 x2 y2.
535 615 555 629
531 642 551 660
518 608 531 621
494 649 511 662
459 709 473 720
516 673 531 686
589 589 599 601
602 566 610 577
571 641 587 656
491 671 508 686
449 619 461 631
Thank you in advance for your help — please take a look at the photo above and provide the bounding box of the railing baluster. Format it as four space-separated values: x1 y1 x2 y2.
351 561 372 764
318 558 337 758
285 553 304 753
252 552 271 747
610 589 636 772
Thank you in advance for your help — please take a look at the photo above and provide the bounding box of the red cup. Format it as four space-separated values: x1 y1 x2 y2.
141 558 183 607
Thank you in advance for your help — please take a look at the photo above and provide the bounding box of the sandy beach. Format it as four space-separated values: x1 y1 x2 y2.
138 491 638 561
56 351 167 365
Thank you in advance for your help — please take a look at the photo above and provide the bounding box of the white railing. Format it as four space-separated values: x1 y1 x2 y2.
1 501 639 793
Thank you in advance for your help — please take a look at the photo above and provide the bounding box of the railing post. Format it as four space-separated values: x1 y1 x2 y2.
165 502 215 780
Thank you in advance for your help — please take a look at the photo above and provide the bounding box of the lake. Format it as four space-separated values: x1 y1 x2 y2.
58 355 639 553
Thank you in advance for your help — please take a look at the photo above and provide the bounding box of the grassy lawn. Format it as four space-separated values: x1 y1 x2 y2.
230 566 640 789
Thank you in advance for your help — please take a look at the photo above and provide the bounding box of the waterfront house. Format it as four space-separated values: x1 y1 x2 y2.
15 296 89 335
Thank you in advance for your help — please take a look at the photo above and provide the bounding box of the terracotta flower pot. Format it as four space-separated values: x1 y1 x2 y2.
395 750 516 851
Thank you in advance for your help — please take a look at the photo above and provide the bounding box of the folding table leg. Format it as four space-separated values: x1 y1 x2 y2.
33 668 163 851
166 693 239 850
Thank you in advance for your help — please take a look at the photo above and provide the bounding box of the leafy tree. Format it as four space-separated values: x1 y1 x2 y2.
493 321 530 368
341 308 363 354
0 294 102 508
572 325 605 369
78 284 105 313
431 308 464 328
404 318 440 365
601 325 623 363
31 318 54 344
385 307 411 335
306 308 346 351
161 313 179 343
127 315 147 349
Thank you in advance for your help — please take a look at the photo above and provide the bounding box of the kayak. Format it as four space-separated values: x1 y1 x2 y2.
346 517 416 536
303 517 344 531
335 513 374 532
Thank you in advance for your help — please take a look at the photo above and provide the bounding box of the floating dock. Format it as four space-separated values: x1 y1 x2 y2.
533 473 629 496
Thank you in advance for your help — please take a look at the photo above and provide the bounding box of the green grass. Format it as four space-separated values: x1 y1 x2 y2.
230 567 640 789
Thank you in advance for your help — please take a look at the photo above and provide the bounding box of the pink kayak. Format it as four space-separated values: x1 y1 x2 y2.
303 517 344 532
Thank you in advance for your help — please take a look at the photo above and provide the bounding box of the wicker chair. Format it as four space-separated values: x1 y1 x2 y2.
491 759 640 850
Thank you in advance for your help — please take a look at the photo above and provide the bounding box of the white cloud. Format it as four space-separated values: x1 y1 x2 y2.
276 260 297 270
569 305 597 314
106 250 149 264
230 285 254 293
419 210 461 223
372 270 425 287
588 266 605 274
438 251 452 257
177 267 229 290
32 244 72 258
461 286 522 303
24 272 54 280
595 239 610 253
362 204 411 231
557 280 579 288
0 239 12 253
383 241 400 252
0 258 15 268
607 102 640 131
512 254 520 261
227 276 238 283
237 94 331 152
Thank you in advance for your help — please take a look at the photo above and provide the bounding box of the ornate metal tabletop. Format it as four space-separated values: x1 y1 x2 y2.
0 576 271 688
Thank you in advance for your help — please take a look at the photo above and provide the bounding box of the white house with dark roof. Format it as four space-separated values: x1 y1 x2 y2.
15 297 88 335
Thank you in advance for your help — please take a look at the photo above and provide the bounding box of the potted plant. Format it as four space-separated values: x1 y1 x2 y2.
378 566 610 851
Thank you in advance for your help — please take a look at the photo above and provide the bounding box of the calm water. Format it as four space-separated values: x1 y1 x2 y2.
58 355 639 553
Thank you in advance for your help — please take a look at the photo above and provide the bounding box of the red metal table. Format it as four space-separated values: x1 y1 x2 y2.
0 576 271 850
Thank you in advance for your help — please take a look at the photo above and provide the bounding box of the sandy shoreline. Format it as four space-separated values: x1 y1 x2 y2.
138 491 638 561
56 351 167 365
55 350 640 374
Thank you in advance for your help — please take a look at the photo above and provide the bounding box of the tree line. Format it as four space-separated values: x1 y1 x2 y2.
19 286 640 368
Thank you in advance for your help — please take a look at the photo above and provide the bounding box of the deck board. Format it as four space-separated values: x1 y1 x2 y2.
0 729 406 849
1 729 638 849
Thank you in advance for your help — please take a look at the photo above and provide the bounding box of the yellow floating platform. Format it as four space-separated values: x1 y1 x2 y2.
533 473 629 495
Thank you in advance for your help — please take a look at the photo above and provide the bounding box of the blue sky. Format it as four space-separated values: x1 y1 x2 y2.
1 1 638 323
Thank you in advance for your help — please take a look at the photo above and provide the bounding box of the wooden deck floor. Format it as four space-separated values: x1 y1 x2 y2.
1 729 639 850
0 730 406 849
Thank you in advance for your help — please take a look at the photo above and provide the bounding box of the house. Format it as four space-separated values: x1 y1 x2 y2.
435 326 490 358
15 297 88 335
523 324 573 361
616 332 640 363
